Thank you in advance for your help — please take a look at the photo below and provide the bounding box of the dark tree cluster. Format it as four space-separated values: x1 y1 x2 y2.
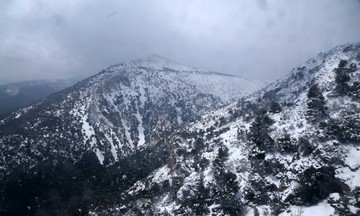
335 61 351 96
211 146 245 216
269 101 282 114
334 60 360 100
177 146 245 216
0 145 167 216
176 172 210 216
328 191 360 216
297 136 314 156
275 133 297 154
306 83 327 122
247 112 275 159
243 175 277 206
326 115 360 144
293 166 349 206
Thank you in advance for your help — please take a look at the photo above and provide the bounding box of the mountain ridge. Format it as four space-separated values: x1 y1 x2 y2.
0 55 266 215
97 42 360 215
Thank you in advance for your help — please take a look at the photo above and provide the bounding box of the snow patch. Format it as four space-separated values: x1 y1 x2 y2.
336 166 360 190
82 115 94 143
345 146 360 169
177 116 183 125
95 148 104 165
135 110 145 147
280 200 335 216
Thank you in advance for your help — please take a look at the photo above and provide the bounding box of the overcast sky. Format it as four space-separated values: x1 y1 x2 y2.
0 0 360 84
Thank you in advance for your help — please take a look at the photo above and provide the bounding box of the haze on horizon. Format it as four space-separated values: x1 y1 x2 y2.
0 0 360 84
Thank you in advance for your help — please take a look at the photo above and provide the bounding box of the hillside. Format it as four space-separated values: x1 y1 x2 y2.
101 43 360 216
0 54 265 215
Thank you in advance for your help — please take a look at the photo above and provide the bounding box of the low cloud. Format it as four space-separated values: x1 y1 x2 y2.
0 0 359 83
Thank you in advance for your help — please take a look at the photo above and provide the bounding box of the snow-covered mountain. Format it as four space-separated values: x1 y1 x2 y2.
0 55 265 215
0 79 75 116
98 43 360 216
0 55 264 166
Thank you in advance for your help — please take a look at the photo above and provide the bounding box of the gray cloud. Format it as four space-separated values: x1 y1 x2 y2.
0 0 360 84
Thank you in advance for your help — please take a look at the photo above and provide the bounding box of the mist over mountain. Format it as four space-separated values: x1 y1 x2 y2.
0 79 76 116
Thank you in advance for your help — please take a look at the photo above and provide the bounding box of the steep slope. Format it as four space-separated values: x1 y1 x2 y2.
0 55 264 167
0 55 265 215
0 79 75 116
106 43 360 216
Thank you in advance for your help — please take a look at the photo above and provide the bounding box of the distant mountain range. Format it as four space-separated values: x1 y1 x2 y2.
0 79 76 116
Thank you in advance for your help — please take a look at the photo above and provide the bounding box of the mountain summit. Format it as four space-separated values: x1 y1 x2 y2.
0 55 265 214
131 53 188 70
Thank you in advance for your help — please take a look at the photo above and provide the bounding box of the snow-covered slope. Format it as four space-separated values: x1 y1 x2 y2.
132 54 264 103
0 55 265 215
1 55 264 166
103 43 360 216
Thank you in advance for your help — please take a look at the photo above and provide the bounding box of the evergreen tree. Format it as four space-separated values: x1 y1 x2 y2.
213 146 229 178
248 113 275 158
219 171 243 215
296 166 348 205
307 83 327 122
334 61 352 96
177 172 210 216
276 133 296 154
269 101 282 114
194 172 210 216
212 146 245 215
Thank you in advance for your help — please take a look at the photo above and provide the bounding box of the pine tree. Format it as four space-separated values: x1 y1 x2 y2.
307 83 327 122
248 113 275 158
213 146 229 178
194 172 210 216
167 141 176 170
212 146 245 215
269 101 282 114
276 133 296 154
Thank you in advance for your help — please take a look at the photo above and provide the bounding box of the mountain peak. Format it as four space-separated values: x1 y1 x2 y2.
144 53 172 63
130 53 193 71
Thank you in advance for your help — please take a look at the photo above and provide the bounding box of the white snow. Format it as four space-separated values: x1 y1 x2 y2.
152 166 171 183
335 146 360 190
130 54 266 103
336 166 360 190
156 195 178 215
135 110 145 147
265 174 281 188
95 148 104 165
82 115 94 142
14 112 21 119
280 200 335 216
177 116 183 125
345 146 360 169
179 72 266 103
